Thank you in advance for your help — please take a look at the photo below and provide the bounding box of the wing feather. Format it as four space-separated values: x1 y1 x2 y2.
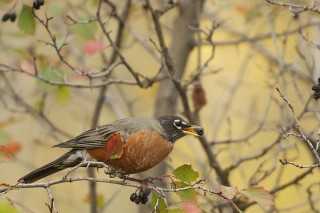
54 124 118 149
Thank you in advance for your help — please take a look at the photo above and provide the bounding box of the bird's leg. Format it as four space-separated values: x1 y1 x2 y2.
103 166 126 179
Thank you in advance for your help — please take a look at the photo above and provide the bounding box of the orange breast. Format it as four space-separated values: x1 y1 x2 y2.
88 130 174 174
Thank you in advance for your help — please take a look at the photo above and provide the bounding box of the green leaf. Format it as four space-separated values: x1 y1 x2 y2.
56 86 70 102
33 98 44 112
245 7 262 22
220 185 238 200
12 48 32 58
0 0 13 4
0 131 10 145
18 5 36 35
152 192 167 213
37 67 62 90
172 164 199 184
239 186 274 207
173 182 197 202
74 22 97 40
0 198 19 213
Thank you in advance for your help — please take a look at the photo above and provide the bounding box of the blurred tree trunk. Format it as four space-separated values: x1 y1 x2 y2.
154 0 201 116
147 0 202 182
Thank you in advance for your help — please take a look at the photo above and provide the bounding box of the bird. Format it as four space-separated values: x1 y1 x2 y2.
18 115 204 183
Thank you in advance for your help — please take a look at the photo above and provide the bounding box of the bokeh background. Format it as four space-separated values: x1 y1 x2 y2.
1 0 320 212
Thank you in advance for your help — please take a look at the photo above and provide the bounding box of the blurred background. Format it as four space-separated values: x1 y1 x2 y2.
1 0 320 212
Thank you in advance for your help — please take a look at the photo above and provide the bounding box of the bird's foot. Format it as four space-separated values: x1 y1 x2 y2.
103 166 125 178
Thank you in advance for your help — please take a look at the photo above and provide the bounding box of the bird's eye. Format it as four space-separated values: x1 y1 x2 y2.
174 119 182 128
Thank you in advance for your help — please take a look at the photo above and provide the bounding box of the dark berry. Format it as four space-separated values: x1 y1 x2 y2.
139 188 151 197
314 92 320 100
142 188 151 197
138 191 145 198
167 0 174 6
38 0 45 6
141 196 148 204
130 193 137 202
2 13 10 22
33 1 41 10
312 84 320 91
142 2 149 10
9 13 16 22
134 196 141 204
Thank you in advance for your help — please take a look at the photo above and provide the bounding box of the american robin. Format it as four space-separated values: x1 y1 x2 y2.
18 115 204 183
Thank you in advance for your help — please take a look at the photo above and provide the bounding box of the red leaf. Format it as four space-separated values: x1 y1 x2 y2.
83 41 105 55
0 142 21 162
182 201 199 213
105 133 124 160
0 146 12 161
192 82 207 112
5 141 21 154
20 60 35 74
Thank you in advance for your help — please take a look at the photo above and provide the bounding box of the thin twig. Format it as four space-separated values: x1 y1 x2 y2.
276 87 320 163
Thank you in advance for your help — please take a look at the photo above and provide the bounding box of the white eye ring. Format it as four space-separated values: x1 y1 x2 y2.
174 119 188 129
173 119 182 129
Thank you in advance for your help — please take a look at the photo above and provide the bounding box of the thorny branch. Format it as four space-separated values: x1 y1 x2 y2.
0 160 230 211
0 72 72 139
276 87 320 167
1 0 320 212
265 0 319 16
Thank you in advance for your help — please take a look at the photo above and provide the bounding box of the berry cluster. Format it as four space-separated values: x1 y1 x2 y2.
2 13 16 22
33 0 44 10
129 188 151 205
312 78 320 100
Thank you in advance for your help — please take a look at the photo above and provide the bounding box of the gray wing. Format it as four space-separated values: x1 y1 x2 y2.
53 117 153 149
53 124 119 149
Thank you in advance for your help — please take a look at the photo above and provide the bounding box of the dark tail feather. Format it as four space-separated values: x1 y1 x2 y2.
18 149 85 183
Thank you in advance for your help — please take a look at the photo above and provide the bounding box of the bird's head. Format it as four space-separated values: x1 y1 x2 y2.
157 115 204 143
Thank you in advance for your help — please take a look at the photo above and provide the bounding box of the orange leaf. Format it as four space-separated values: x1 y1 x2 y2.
0 145 12 161
0 142 21 162
0 118 15 129
4 141 21 154
235 6 248 15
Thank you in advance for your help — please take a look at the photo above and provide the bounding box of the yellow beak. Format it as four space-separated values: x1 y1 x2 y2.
182 125 204 136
